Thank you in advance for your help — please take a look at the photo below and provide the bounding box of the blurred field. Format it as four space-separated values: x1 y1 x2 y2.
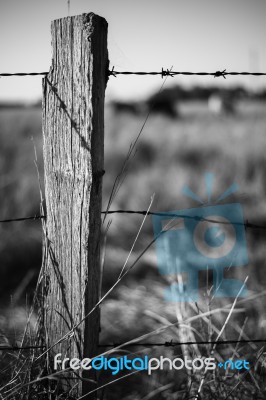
1 99 266 398
0 108 42 308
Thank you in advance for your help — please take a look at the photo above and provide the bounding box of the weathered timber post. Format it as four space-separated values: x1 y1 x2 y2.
42 13 108 397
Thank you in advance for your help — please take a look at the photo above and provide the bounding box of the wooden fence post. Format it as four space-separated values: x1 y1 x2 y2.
41 13 108 397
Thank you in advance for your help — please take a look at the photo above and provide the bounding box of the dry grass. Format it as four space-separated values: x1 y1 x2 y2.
1 100 266 398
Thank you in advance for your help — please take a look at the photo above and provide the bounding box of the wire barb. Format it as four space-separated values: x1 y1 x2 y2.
214 69 227 79
108 66 117 78
161 68 175 78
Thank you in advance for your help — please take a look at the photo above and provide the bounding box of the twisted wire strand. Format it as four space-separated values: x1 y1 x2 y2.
0 211 265 230
2 338 266 351
0 215 45 223
1 69 266 78
0 72 48 77
98 338 266 347
108 68 266 79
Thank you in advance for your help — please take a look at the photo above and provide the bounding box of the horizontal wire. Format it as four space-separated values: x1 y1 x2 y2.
1 69 266 79
0 345 46 351
1 338 266 351
108 68 266 79
0 72 48 77
1 211 265 230
0 215 45 223
103 210 266 230
98 338 266 347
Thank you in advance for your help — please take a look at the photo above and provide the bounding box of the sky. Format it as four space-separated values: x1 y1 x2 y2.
0 0 266 102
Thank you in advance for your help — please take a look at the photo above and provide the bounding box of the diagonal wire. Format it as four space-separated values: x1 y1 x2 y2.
103 66 174 225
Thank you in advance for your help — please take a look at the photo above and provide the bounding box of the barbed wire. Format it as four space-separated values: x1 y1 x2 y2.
1 68 266 79
1 211 266 230
1 338 266 352
108 67 266 79
0 72 48 77
103 210 266 230
0 345 45 351
98 338 266 347
0 215 45 223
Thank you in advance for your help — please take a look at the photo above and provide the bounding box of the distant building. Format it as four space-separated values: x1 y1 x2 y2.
208 93 236 115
